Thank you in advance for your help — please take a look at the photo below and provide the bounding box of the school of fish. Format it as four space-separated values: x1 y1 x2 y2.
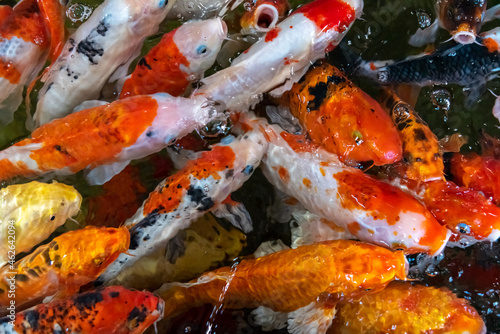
0 0 499 332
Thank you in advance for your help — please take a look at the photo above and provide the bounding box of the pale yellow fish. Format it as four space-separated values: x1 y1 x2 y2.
0 181 82 267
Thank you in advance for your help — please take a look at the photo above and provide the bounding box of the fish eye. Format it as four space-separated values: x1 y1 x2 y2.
457 222 471 234
93 257 105 266
196 45 208 55
158 0 167 7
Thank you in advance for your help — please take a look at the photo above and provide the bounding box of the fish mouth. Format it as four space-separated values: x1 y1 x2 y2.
241 4 279 34
453 25 476 45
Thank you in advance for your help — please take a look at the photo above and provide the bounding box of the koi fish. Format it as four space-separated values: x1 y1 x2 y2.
0 0 65 125
0 286 164 334
409 0 487 46
357 41 500 107
195 0 363 111
32 0 176 127
0 226 130 313
329 282 486 334
118 18 227 99
239 0 290 34
0 181 82 268
236 115 450 255
276 61 402 166
450 152 500 205
103 213 245 290
157 240 407 334
0 93 219 185
95 130 267 285
379 88 444 181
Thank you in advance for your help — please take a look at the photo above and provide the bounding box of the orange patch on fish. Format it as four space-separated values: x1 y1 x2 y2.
0 0 48 46
280 131 318 153
265 26 281 42
142 145 236 215
347 222 361 235
483 38 499 53
0 60 20 84
0 159 32 180
295 0 355 33
302 178 311 187
120 28 190 98
277 166 290 183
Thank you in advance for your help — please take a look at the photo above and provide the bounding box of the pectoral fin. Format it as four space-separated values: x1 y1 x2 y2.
85 160 131 186
408 20 439 47
287 300 337 334
212 196 253 233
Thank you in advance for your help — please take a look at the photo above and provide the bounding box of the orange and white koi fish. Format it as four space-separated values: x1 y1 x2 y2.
95 130 267 285
0 226 130 313
380 88 444 181
195 0 363 111
119 18 227 99
329 282 486 334
0 0 65 125
0 93 219 185
451 152 500 206
0 181 82 268
239 0 290 34
0 286 164 334
235 115 450 255
32 0 176 127
276 61 402 166
157 240 407 334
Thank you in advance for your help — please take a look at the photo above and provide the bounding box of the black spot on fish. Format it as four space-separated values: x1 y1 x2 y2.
46 82 54 92
129 213 160 250
176 184 182 189
23 310 40 330
27 269 39 278
243 165 254 175
225 169 234 179
146 130 154 137
15 274 28 282
413 128 428 141
110 291 120 298
77 39 104 64
187 186 214 211
143 235 150 241
0 288 4 294
397 120 411 131
127 307 148 326
54 145 62 152
41 248 51 264
96 20 108 36
138 57 152 70
73 291 104 312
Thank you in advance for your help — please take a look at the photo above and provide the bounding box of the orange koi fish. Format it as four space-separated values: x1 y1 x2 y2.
0 0 65 125
0 286 164 334
239 0 290 34
158 240 407 334
450 152 500 206
0 226 130 313
96 130 267 285
33 0 176 127
195 0 363 111
235 115 450 255
277 61 402 166
329 282 486 334
0 93 219 185
380 88 444 182
119 18 227 99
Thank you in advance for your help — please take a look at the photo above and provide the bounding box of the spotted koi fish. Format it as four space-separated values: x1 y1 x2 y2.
95 130 267 285
329 281 486 334
0 0 65 125
0 226 129 313
0 286 164 334
379 88 444 182
32 0 176 127
157 240 407 334
0 93 219 185
0 181 82 268
194 0 363 111
239 0 290 34
119 18 227 99
277 61 402 166
451 152 500 206
235 115 450 255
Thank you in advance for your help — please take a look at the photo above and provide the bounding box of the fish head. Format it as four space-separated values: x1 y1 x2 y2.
173 18 227 77
240 0 290 33
38 181 82 227
438 0 486 44
119 288 166 331
443 291 487 334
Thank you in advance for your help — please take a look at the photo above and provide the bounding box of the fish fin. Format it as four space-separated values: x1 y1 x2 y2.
485 4 500 22
166 146 199 170
85 160 131 186
164 230 187 264
268 65 310 98
408 19 439 47
253 239 289 258
265 105 303 134
395 84 421 107
464 82 488 109
290 210 354 248
268 189 304 224
72 99 109 113
287 301 337 334
116 74 132 96
212 196 253 233
250 306 288 331
108 45 143 83
0 84 23 126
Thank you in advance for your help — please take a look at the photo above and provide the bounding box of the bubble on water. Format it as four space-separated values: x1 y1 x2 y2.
425 264 439 277
416 10 432 28
66 3 93 23
244 2 253 11
198 115 230 138
430 88 452 112
187 2 195 9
